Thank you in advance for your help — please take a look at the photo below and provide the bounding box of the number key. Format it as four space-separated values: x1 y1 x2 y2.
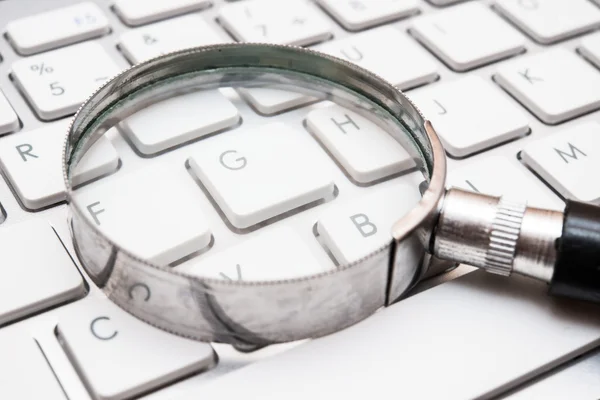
11 42 121 120
219 0 333 46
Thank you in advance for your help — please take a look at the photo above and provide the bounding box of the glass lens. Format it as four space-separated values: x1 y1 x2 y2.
68 66 427 282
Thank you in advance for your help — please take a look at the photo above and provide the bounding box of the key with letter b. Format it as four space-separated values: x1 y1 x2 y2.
317 183 421 264
521 122 600 203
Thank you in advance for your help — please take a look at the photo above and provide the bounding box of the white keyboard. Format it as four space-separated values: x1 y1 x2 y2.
1 1 600 399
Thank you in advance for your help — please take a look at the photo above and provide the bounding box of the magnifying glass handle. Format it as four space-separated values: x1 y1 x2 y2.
432 188 600 304
551 199 600 303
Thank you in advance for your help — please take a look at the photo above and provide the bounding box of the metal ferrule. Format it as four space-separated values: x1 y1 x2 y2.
432 188 564 283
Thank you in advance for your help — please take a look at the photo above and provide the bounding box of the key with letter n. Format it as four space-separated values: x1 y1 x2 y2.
521 122 600 203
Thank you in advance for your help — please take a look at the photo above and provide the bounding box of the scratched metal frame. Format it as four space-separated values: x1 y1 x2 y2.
64 43 447 345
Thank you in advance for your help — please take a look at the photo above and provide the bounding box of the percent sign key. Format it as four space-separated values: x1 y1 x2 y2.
30 62 54 76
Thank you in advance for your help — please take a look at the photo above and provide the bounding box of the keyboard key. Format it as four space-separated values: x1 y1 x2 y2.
189 122 335 230
0 220 85 326
495 48 600 124
219 0 333 46
579 31 600 69
0 90 19 135
409 76 529 158
448 156 562 210
0 332 66 399
495 0 600 44
5 2 110 55
11 42 121 120
316 0 419 31
237 88 317 115
306 104 416 183
119 90 240 155
317 183 421 264
74 164 212 265
426 0 462 4
315 26 438 90
113 0 211 26
410 2 525 71
119 14 227 64
0 121 119 210
521 122 600 203
57 298 216 400
180 227 329 279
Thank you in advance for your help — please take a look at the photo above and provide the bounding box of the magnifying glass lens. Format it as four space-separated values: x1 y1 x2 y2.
68 68 427 283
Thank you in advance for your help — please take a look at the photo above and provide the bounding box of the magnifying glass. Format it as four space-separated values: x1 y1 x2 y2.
63 43 600 347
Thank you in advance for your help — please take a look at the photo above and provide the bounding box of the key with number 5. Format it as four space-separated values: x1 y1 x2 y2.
11 42 121 121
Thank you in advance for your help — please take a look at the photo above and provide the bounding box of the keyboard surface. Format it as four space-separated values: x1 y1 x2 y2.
0 0 600 399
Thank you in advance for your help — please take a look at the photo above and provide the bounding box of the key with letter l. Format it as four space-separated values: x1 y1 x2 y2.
521 122 600 203
495 48 600 124
6 2 110 55
11 42 121 121
410 2 525 71
0 220 85 326
57 298 216 400
317 183 421 264
189 122 335 230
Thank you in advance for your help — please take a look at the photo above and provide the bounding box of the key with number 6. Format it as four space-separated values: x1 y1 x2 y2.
11 42 121 120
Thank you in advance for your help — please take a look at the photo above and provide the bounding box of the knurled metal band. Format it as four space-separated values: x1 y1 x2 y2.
484 198 527 276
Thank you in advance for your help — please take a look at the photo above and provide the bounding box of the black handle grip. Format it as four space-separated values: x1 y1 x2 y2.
550 199 600 303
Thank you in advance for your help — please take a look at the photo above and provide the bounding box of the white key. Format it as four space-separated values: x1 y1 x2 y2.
0 220 85 326
189 122 335 230
306 104 416 183
219 0 333 46
119 14 227 64
495 0 600 44
73 165 212 265
0 332 65 399
119 90 240 155
317 183 421 264
495 48 600 124
579 31 600 69
409 76 529 158
316 0 419 31
0 91 19 135
315 26 438 90
11 42 121 120
5 2 110 55
237 88 317 115
448 156 562 210
410 2 525 71
0 122 119 210
521 122 600 203
113 0 211 26
427 0 462 4
57 298 215 400
180 227 328 280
